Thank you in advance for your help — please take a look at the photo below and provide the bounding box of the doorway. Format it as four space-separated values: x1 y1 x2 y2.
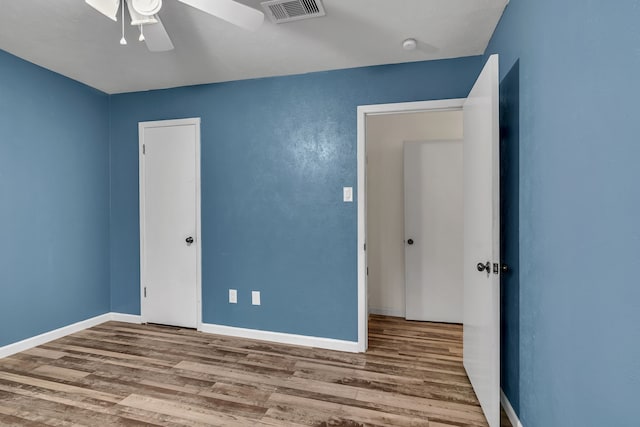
365 110 464 324
356 98 466 351
139 118 202 329
357 55 502 427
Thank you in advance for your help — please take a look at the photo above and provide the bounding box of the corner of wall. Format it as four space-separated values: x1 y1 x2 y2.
108 94 114 312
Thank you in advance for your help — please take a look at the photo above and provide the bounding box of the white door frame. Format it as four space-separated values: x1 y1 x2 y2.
139 117 202 330
356 99 465 352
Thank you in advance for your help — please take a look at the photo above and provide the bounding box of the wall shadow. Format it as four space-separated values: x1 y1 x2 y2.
499 59 520 412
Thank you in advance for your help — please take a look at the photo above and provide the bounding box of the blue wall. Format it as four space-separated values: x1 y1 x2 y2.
0 50 111 346
109 57 484 340
488 1 640 425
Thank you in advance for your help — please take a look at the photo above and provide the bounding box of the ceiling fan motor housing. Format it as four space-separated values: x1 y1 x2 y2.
132 0 162 16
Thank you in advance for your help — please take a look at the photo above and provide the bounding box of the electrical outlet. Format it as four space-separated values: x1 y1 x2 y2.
229 289 237 304
252 291 261 306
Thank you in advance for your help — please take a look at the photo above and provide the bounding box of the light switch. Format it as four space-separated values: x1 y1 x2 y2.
343 187 353 202
252 291 261 306
229 289 237 304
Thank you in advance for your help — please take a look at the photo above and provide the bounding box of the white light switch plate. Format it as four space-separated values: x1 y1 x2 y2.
343 187 353 202
252 291 261 305
229 289 237 304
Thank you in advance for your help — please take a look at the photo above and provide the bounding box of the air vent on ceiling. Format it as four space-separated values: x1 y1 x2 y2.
261 0 326 24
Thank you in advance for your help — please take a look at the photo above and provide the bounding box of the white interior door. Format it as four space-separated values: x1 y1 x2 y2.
404 140 464 323
140 119 200 329
463 55 500 426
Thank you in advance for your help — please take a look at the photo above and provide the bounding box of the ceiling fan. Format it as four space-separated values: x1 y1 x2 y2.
86 0 264 52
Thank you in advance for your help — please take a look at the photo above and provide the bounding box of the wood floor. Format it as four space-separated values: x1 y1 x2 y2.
0 315 512 426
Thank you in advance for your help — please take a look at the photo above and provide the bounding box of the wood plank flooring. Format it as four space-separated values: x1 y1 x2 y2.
0 315 512 426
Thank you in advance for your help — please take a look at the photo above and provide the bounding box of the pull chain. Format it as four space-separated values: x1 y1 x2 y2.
119 2 127 45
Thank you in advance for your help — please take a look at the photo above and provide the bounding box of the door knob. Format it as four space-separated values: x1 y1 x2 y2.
185 236 194 244
476 261 491 273
407 239 414 245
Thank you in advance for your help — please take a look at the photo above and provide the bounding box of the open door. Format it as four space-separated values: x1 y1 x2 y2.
463 55 501 426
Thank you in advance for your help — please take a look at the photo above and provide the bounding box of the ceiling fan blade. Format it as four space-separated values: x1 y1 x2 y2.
177 0 264 31
144 16 174 52
86 0 121 21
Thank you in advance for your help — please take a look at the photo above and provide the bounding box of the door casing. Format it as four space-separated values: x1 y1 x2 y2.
139 117 202 330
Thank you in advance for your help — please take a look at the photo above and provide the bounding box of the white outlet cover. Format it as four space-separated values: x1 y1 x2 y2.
229 289 237 304
343 186 353 202
252 291 261 305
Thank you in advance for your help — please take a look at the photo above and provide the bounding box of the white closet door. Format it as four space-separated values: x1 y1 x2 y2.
140 119 200 328
404 140 463 323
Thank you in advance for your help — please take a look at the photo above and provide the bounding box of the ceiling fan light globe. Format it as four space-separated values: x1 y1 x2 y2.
132 0 162 16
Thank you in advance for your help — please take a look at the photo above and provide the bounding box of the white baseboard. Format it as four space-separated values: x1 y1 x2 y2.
1 313 357 360
0 313 110 359
369 307 405 317
200 323 360 353
110 313 142 324
501 389 524 427
0 312 142 359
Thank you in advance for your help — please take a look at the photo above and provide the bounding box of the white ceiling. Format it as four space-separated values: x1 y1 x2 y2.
0 0 508 94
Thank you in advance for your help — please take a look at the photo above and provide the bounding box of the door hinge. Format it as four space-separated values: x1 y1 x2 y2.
364 243 366 251
367 267 369 276
142 144 146 155
144 287 147 298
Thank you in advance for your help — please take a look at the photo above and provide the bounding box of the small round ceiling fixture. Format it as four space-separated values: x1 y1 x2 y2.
402 38 417 51
132 0 163 16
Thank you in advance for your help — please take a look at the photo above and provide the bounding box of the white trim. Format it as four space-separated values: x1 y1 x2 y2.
501 389 524 427
356 99 466 353
200 323 360 353
357 102 367 353
0 314 358 361
195 121 203 331
139 118 202 330
110 313 143 324
368 307 405 318
0 312 142 359
357 98 465 116
0 313 110 359
193 120 202 331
